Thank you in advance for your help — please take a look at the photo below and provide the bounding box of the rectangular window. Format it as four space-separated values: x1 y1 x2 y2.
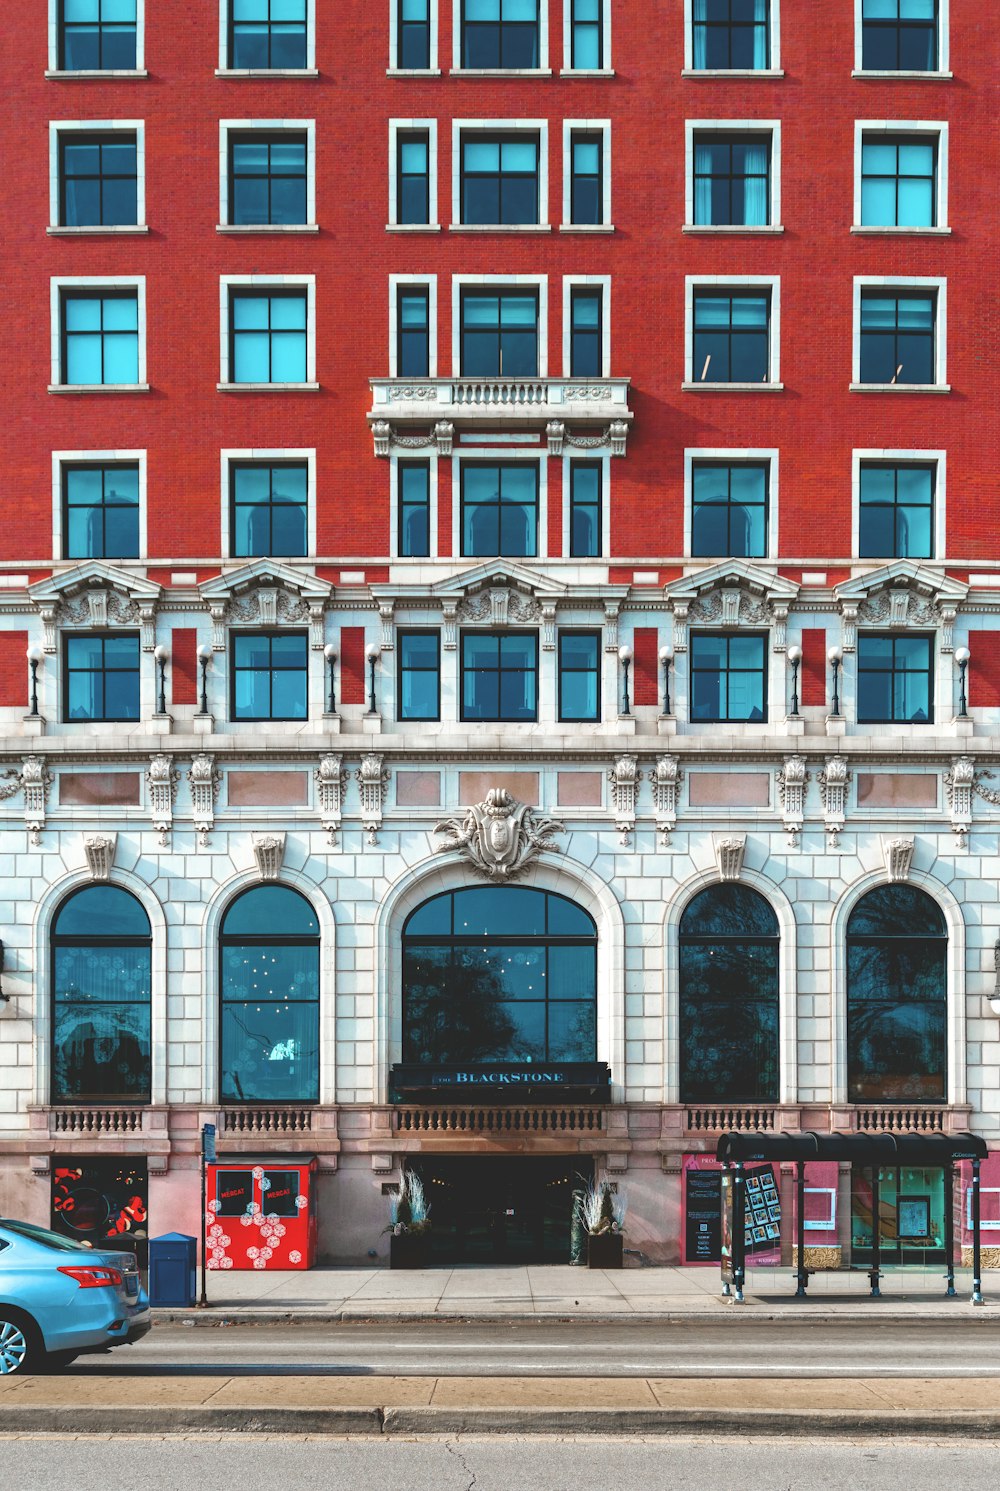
559 631 600 721
398 461 431 557
690 632 767 723
693 289 770 383
461 631 538 721
461 133 539 225
570 132 603 225
569 462 602 557
64 632 140 722
462 0 540 68
397 287 430 376
232 631 308 720
693 133 771 226
861 135 936 227
397 131 430 225
398 630 441 720
692 0 770 70
229 0 307 68
857 633 933 723
229 133 308 225
461 289 538 376
859 463 934 558
461 462 538 557
60 133 137 227
859 289 935 385
399 0 431 66
861 0 938 71
229 289 307 383
570 0 602 68
230 462 308 558
63 463 140 559
59 0 137 70
61 289 139 385
569 287 603 377
691 461 768 558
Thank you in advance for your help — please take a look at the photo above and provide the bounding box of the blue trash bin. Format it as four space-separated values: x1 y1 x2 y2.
148 1232 197 1306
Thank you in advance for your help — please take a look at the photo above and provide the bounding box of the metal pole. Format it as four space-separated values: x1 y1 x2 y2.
29 659 39 717
944 1161 956 1297
327 658 336 713
795 1160 808 1298
733 1161 746 1304
869 1166 881 1297
958 659 968 718
199 658 209 715
721 1162 731 1297
157 657 167 716
662 658 671 716
198 1147 208 1308
790 657 800 717
831 657 841 718
972 1157 984 1305
621 658 631 716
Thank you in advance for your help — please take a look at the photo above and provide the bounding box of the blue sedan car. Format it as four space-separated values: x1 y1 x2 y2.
0 1218 151 1373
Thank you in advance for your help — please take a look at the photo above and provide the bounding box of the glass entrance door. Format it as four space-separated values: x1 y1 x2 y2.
414 1157 594 1265
850 1164 947 1266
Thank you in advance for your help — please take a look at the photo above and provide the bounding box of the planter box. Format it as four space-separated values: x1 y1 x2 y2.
390 1232 430 1270
587 1232 624 1269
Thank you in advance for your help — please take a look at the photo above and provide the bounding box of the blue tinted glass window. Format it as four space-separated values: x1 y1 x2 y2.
62 292 139 385
570 0 602 67
461 463 538 557
398 287 430 376
461 134 539 224
691 0 770 70
692 291 770 383
461 631 538 721
461 290 538 376
398 631 440 720
858 464 934 558
230 291 307 383
397 132 430 224
693 134 770 225
570 288 603 376
60 0 137 70
859 291 935 384
569 463 602 557
64 463 140 559
399 0 431 67
558 631 600 721
462 0 540 68
64 632 140 721
691 462 768 558
232 630 308 720
861 136 936 226
690 632 767 722
398 462 431 557
61 134 138 225
230 0 308 68
231 463 308 558
230 134 308 224
857 632 932 723
862 0 938 70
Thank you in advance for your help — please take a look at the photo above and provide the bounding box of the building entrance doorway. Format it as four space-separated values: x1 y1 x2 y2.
850 1164 948 1266
413 1157 594 1265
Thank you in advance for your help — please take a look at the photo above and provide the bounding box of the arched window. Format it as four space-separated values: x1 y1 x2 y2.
52 886 151 1103
402 887 597 1064
220 886 320 1103
679 884 779 1103
847 885 946 1103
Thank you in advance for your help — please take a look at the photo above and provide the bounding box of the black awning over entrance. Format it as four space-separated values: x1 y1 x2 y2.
714 1128 988 1306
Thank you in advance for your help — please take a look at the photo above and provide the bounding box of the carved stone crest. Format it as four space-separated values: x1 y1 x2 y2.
818 755 851 847
651 754 682 846
21 754 53 845
689 585 771 629
776 755 810 846
457 587 542 627
883 836 915 883
608 754 640 846
146 752 180 847
435 788 563 881
944 755 976 843
356 753 391 846
315 753 348 845
715 835 746 882
252 833 286 881
188 753 222 848
84 833 117 881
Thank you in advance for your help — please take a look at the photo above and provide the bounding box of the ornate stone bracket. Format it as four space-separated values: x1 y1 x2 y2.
715 835 746 882
146 753 180 847
818 756 851 848
545 420 629 458
84 833 117 881
356 753 390 846
434 788 563 881
372 420 454 458
603 602 620 654
608 754 640 846
883 836 915 883
457 586 542 629
315 753 348 846
188 753 222 848
252 832 286 881
21 755 52 846
0 768 22 803
669 601 689 654
651 754 682 846
776 755 809 846
944 756 976 842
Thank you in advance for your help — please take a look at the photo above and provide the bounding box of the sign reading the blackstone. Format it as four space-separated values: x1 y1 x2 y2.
388 1062 612 1101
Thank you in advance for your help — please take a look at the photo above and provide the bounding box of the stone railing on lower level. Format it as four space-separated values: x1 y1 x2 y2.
684 1106 780 1136
393 1105 607 1137
222 1107 314 1136
849 1106 948 1134
49 1107 146 1136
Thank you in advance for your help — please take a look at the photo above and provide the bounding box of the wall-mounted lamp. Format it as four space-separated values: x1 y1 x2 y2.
828 645 843 718
787 643 802 718
324 643 338 714
365 643 382 715
618 643 633 717
955 646 971 719
153 643 169 715
0 940 7 1003
26 644 43 717
197 643 213 715
658 645 673 715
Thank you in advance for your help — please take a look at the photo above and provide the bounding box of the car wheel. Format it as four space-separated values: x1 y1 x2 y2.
0 1312 42 1375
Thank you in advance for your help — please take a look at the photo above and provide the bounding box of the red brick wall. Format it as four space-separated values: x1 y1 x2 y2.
968 632 1000 708
632 627 659 707
800 629 827 709
171 628 198 706
340 627 366 706
0 631 28 709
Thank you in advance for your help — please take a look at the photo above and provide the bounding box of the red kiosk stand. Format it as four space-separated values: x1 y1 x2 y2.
205 1155 318 1271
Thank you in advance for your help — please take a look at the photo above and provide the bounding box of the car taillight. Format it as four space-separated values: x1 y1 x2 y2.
57 1266 123 1289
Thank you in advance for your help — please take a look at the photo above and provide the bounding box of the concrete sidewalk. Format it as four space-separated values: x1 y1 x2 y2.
156 1263 999 1324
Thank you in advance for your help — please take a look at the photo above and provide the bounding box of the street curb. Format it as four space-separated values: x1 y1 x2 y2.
151 1307 994 1327
1 1405 999 1438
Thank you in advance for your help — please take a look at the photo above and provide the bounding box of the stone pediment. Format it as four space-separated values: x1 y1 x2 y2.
29 562 162 652
664 562 799 650
199 561 332 650
835 563 967 650
665 560 800 608
431 560 571 604
835 561 967 608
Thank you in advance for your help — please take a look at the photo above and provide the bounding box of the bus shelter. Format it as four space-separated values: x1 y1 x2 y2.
716 1130 988 1305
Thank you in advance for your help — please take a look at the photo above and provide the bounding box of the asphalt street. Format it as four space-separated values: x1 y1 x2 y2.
1 1433 997 1491
69 1319 1000 1377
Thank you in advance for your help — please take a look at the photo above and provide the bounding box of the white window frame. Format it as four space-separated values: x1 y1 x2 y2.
388 118 439 230
391 450 439 559
49 121 146 232
47 0 146 75
684 119 782 231
851 448 946 561
217 0 317 74
852 120 949 232
453 444 548 563
49 275 148 391
388 0 440 72
804 1188 837 1231
682 0 782 75
389 274 439 377
562 451 611 559
562 275 611 378
683 274 782 388
451 0 550 73
452 119 549 230
561 0 612 74
218 119 317 231
221 448 317 559
853 0 950 76
684 448 779 559
452 273 548 377
562 120 612 231
851 275 948 390
218 274 317 390
52 449 148 561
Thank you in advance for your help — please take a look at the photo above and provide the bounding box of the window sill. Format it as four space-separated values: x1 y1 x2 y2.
449 223 551 233
683 223 783 233
681 68 784 78
449 68 553 77
850 225 951 235
217 222 319 233
48 382 150 393
47 224 149 235
558 68 616 77
214 68 320 78
559 223 615 233
45 69 148 79
386 68 442 76
851 69 953 79
850 382 951 393
682 380 784 392
385 223 442 232
217 381 320 392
